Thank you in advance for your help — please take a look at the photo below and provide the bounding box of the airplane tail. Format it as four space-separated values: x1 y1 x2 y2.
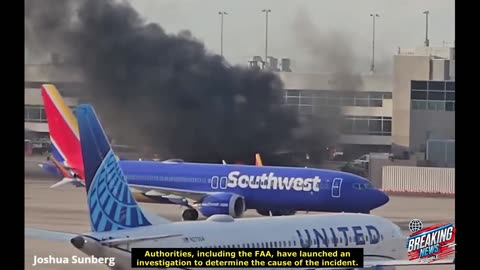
76 104 153 232
41 84 85 181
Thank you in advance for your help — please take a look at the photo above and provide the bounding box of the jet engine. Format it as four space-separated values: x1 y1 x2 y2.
199 193 246 218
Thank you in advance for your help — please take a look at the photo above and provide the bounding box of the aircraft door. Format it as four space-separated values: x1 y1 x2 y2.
211 176 219 189
331 178 343 198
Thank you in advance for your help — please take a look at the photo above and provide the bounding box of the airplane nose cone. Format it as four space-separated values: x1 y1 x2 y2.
375 190 390 208
70 236 85 249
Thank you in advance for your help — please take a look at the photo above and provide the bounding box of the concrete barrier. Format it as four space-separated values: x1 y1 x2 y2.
382 166 455 196
368 158 417 188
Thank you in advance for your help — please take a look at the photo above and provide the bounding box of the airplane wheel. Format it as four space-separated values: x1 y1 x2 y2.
270 210 282 216
270 210 296 216
256 209 270 216
182 209 199 221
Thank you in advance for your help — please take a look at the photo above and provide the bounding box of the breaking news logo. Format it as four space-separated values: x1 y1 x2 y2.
406 219 456 263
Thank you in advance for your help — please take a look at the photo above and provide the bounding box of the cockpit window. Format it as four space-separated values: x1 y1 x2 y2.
363 183 373 189
353 183 373 190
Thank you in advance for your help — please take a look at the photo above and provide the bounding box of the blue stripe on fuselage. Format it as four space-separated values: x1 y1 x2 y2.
50 143 65 164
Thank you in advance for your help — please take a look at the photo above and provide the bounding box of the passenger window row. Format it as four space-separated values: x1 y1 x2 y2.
199 240 297 249
196 234 384 249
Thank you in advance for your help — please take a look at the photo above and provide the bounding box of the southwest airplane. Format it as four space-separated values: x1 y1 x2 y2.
38 84 389 221
25 104 455 270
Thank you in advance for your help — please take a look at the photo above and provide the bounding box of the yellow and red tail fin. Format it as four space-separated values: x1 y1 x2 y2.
255 153 263 166
41 84 85 181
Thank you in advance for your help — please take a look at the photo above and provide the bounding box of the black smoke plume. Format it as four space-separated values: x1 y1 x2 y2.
25 0 337 164
292 9 363 90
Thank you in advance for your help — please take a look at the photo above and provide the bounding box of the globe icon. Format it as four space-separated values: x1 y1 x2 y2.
409 219 423 233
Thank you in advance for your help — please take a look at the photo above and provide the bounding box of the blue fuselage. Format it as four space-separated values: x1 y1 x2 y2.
40 160 389 213
119 161 389 213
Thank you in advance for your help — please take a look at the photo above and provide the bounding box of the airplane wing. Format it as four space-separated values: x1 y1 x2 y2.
129 184 215 202
364 257 455 267
25 228 182 248
99 234 183 247
25 228 78 242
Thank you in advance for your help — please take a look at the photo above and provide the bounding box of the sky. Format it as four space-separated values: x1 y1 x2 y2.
25 0 455 74
128 0 454 73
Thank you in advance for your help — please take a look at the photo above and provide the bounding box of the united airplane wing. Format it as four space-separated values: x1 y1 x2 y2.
25 228 78 242
99 234 183 247
25 229 182 247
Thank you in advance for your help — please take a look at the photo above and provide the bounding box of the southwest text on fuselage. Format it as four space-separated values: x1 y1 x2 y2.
227 171 321 192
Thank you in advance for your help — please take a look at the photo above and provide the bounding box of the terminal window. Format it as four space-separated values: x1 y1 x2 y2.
284 90 392 111
411 80 455 112
341 116 392 136
25 105 76 123
25 105 47 123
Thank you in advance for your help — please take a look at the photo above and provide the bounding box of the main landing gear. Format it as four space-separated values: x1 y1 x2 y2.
257 209 297 216
270 210 296 216
182 208 199 221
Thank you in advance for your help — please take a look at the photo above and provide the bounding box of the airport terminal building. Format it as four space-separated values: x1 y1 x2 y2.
277 71 393 157
25 47 455 166
392 47 455 166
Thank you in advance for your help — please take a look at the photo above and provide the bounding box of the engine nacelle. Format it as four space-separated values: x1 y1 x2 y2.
199 193 246 218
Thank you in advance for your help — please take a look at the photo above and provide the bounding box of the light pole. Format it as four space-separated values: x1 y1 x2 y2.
262 9 271 69
423 11 430 47
218 11 227 57
370 13 380 73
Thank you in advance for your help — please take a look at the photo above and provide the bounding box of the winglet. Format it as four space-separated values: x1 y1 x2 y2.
76 104 152 232
255 153 263 166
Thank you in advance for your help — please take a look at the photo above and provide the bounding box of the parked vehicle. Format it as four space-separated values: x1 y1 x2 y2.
351 152 393 168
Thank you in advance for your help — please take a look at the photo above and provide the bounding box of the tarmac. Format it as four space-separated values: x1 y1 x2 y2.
25 177 455 270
